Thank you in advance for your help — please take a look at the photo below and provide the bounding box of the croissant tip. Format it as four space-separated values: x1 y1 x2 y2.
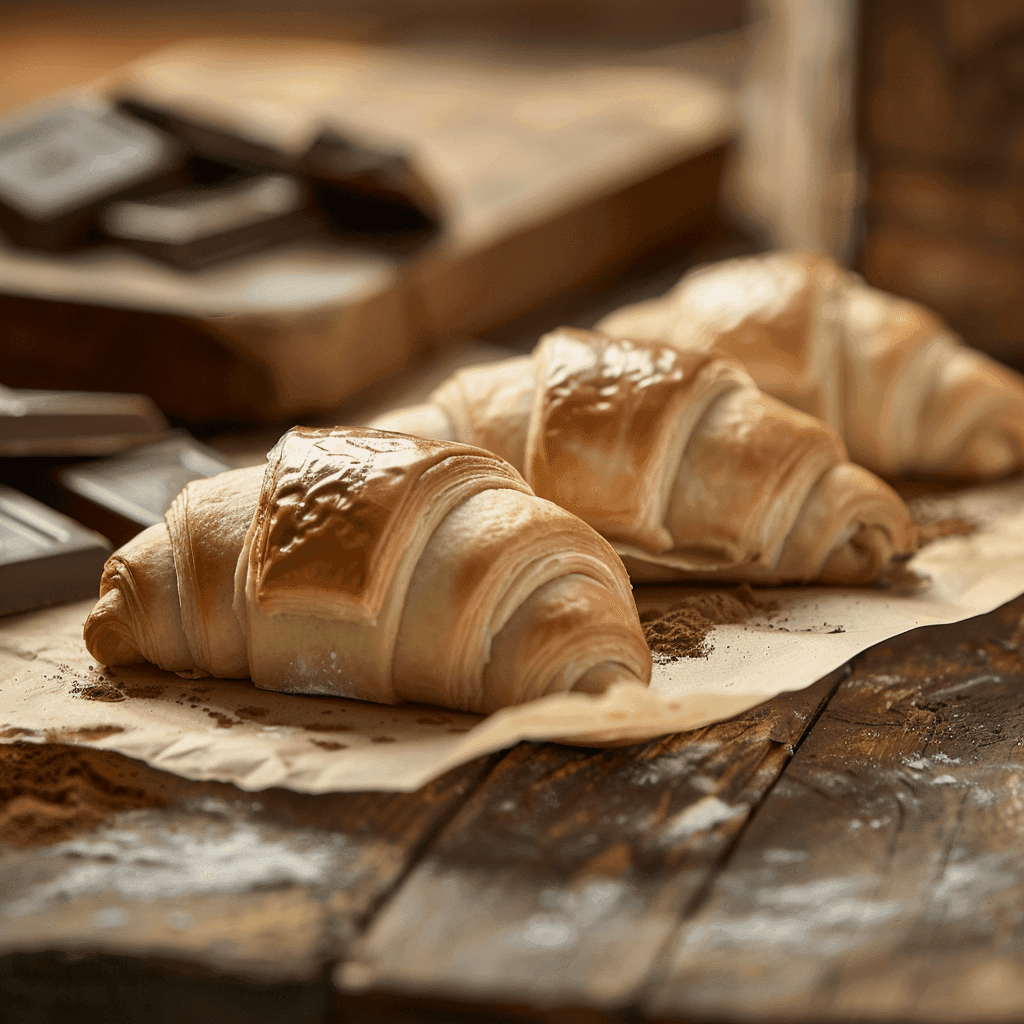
571 661 644 696
956 432 1023 480
83 588 144 666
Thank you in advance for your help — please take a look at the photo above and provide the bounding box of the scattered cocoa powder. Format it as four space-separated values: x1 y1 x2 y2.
640 584 773 661
916 517 977 546
121 683 166 699
310 740 348 751
302 722 352 733
0 743 165 848
74 683 126 703
64 725 125 741
206 710 239 729
237 706 270 718
877 561 932 597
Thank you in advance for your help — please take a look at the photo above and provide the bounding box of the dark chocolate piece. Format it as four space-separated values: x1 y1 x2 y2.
101 174 312 270
49 432 233 546
0 485 111 616
0 385 169 457
301 129 442 240
118 98 442 243
119 99 294 174
0 100 185 251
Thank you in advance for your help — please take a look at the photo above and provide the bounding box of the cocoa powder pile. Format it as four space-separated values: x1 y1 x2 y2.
0 743 165 848
641 584 771 661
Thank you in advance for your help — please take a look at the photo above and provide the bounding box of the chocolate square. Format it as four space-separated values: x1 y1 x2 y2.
301 129 442 240
0 100 185 251
0 385 169 458
102 173 313 270
49 432 234 546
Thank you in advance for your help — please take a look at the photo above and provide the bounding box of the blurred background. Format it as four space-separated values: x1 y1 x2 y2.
4 0 1024 399
0 0 746 427
2 0 1023 478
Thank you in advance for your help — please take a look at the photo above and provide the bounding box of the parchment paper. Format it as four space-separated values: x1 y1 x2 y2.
2 477 1023 793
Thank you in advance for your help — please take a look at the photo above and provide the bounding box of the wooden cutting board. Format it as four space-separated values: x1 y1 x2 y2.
0 39 734 421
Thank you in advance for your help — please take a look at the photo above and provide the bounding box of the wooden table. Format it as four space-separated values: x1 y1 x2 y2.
3 588 1023 1024
1 223 1019 1023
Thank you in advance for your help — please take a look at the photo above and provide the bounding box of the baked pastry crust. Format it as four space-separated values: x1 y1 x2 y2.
597 250 1024 479
372 327 918 584
84 427 651 713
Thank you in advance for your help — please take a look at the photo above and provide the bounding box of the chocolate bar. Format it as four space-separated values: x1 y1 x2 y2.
0 486 111 616
0 385 169 457
0 99 185 251
48 432 233 546
102 173 312 270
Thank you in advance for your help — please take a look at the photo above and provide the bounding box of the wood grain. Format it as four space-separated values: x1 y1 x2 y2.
334 671 843 1015
858 0 1024 364
645 595 1024 1023
861 220 1024 368
0 743 498 993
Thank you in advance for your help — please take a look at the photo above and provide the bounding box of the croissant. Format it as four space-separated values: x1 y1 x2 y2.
370 327 918 585
83 427 651 714
596 250 1024 480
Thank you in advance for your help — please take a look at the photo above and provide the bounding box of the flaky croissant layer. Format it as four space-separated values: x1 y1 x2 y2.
371 328 919 584
597 250 1024 480
84 428 652 714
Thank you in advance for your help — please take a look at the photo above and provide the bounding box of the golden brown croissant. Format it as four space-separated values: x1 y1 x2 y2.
370 327 918 585
597 250 1024 480
84 427 651 714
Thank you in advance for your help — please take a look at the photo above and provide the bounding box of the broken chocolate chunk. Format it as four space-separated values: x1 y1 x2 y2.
119 98 293 174
301 129 442 240
48 432 233 546
102 173 312 269
0 384 169 457
119 97 442 243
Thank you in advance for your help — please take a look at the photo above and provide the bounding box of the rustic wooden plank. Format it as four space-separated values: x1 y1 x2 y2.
0 951 329 1024
333 669 845 1016
858 0 1024 366
644 594 1024 1024
0 742 498 1021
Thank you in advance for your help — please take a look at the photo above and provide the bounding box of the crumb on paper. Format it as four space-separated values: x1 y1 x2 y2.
311 739 347 751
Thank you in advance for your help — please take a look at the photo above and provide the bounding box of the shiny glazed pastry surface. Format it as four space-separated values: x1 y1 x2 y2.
84 427 651 714
597 250 1024 480
370 328 918 584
